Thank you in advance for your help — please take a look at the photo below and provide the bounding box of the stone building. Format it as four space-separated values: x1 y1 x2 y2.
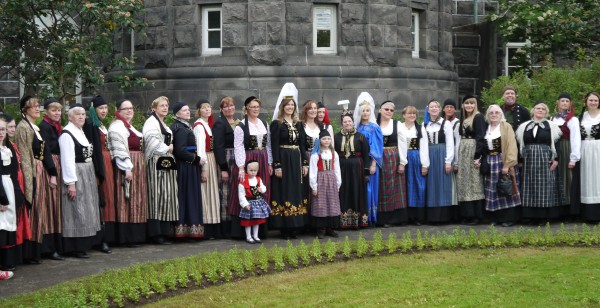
1 0 501 111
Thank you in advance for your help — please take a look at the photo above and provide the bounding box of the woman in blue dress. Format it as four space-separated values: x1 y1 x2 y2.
353 92 383 226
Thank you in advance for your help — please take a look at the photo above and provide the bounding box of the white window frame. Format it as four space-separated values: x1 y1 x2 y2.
411 12 420 58
313 5 337 55
504 41 540 76
202 6 222 55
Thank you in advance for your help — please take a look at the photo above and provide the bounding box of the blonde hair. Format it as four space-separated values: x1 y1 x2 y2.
152 96 169 109
402 105 418 116
461 97 480 128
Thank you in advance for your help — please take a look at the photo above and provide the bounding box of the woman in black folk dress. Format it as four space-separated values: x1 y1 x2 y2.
335 111 370 229
516 102 565 223
269 84 309 239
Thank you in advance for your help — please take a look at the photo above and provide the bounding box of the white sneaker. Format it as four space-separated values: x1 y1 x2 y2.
0 270 14 280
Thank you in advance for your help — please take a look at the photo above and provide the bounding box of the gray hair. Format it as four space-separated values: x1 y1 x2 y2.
485 104 506 123
67 106 86 117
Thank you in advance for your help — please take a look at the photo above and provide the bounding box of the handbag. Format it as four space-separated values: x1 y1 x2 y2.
497 173 514 197
156 156 177 171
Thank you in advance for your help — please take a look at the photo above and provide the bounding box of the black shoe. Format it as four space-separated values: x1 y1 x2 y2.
316 232 325 239
49 252 65 261
126 243 141 248
414 221 421 226
252 237 262 244
246 238 256 244
501 222 514 227
25 259 42 265
74 252 90 259
467 219 479 226
99 242 112 254
154 236 172 245
382 224 392 228
325 230 339 238
1 265 16 271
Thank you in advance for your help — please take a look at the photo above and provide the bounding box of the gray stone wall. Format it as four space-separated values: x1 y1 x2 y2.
452 0 499 98
102 0 459 113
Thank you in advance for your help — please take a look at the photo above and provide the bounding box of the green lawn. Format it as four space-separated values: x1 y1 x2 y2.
147 247 600 307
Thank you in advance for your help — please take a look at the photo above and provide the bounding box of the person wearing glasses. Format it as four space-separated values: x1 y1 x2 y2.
228 96 272 239
108 99 147 246
15 96 62 263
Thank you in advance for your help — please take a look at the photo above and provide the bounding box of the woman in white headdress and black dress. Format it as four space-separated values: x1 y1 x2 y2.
578 92 600 222
212 96 239 237
335 109 370 229
270 83 309 239
424 99 456 224
456 96 487 225
15 96 62 262
108 99 147 246
516 101 565 224
228 96 272 239
376 100 408 226
170 102 205 239
550 92 581 218
82 95 114 253
143 96 179 244
58 104 101 258
354 92 383 226
193 98 222 239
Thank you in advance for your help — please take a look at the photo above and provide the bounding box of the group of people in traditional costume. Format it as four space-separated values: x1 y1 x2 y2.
1 83 599 280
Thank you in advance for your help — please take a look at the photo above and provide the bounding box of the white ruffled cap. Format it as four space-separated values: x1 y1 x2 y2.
272 82 299 121
353 91 376 127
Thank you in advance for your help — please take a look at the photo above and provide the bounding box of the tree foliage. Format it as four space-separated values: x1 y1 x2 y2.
0 0 147 103
490 0 600 67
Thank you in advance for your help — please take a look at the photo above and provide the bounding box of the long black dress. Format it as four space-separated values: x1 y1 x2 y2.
170 119 204 239
335 129 370 229
269 120 309 234
0 143 24 269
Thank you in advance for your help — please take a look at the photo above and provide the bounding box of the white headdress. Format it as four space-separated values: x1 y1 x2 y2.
272 82 299 121
353 92 376 128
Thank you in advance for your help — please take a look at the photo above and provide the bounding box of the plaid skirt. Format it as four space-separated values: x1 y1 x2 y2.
378 148 407 212
406 149 426 207
521 144 564 208
484 154 521 211
456 139 485 202
219 148 235 222
239 198 271 220
311 170 342 217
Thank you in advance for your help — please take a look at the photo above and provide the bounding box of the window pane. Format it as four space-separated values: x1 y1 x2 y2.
208 31 221 48
317 30 331 48
208 11 220 29
411 15 415 33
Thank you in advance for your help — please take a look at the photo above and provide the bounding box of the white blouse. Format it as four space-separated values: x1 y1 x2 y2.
380 120 408 165
551 116 581 163
59 122 92 185
426 118 454 164
398 123 430 169
233 118 273 168
193 118 213 162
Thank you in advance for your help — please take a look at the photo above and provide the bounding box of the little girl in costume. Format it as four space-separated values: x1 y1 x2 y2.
238 160 271 244
309 130 342 239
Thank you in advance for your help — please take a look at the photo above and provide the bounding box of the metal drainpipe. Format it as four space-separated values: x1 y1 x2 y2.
473 0 479 24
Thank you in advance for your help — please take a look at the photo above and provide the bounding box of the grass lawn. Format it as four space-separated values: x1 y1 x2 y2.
147 247 600 307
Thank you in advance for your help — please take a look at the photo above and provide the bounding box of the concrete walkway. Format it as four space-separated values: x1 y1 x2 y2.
0 222 579 299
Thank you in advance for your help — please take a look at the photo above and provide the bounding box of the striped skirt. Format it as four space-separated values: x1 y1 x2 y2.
228 149 271 217
406 149 426 208
456 139 485 202
115 151 147 224
30 157 62 243
378 147 407 212
219 148 235 222
202 152 221 224
100 149 117 223
146 155 179 222
484 154 521 211
60 162 101 238
521 144 564 208
311 170 342 218
426 144 453 207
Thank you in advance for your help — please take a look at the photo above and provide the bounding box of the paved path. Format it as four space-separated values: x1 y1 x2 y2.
0 222 580 299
